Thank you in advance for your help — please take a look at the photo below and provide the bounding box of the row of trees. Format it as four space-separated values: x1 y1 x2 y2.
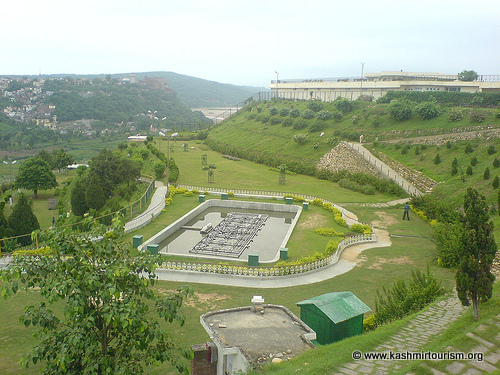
70 149 141 216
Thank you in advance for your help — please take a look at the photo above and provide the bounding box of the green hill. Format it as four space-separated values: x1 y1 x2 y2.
126 71 267 108
206 96 500 206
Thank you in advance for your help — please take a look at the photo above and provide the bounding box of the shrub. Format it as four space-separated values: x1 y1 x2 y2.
469 110 487 122
388 99 414 121
373 267 445 328
269 107 279 116
289 108 300 118
466 165 473 175
415 101 440 120
349 223 372 234
293 119 308 130
351 115 360 124
334 98 353 113
484 167 491 180
317 110 332 120
270 117 282 125
494 158 500 168
448 109 464 122
293 134 308 145
434 222 461 267
434 153 441 165
301 109 316 119
306 100 323 112
257 114 270 123
333 112 344 121
309 121 326 132
315 228 345 237
451 165 458 176
471 156 478 166
493 176 500 189
465 143 474 154
279 108 290 117
282 118 293 127
488 145 496 155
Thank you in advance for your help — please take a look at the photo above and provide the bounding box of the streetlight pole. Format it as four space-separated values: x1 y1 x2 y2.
360 62 365 97
165 132 178 188
275 71 279 98
3 159 17 206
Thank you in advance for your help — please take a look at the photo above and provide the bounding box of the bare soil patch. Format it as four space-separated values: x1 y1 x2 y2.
157 289 230 310
372 211 399 229
367 256 414 270
297 212 328 230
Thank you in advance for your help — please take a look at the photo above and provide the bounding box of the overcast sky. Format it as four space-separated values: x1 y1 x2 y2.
2 0 499 87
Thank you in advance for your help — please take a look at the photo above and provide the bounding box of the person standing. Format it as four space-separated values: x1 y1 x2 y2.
403 203 410 220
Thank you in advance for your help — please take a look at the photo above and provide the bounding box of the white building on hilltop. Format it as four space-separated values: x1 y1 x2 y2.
269 71 500 102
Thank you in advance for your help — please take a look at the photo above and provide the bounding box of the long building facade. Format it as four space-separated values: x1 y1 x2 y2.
269 71 500 102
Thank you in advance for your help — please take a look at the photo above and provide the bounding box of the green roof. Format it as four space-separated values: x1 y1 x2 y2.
296 292 371 323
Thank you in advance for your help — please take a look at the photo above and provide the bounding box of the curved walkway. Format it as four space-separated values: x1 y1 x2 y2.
154 228 392 287
124 181 168 232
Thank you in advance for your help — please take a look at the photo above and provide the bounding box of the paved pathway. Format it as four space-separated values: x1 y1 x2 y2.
344 142 423 196
124 181 168 232
335 295 467 374
154 228 391 288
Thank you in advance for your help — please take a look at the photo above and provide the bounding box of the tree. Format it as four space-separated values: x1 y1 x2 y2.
7 193 40 245
333 98 353 113
153 161 166 180
456 188 497 320
458 70 478 82
415 101 440 120
85 174 107 211
0 218 193 374
484 167 491 180
70 178 89 216
388 99 414 121
15 157 58 197
51 148 75 172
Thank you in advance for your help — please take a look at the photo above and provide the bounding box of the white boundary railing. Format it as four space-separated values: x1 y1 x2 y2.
157 186 377 277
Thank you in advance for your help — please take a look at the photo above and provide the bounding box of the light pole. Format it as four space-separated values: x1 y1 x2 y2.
165 132 178 187
360 62 365 97
3 160 17 206
275 71 279 98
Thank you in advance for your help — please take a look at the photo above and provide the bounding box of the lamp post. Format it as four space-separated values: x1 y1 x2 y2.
165 132 178 187
275 71 279 98
360 62 365 97
3 159 17 206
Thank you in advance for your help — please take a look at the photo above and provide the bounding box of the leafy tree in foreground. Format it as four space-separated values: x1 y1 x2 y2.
15 157 58 198
7 193 40 245
1 218 193 374
456 188 497 320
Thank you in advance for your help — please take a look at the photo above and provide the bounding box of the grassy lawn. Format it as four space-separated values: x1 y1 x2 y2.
0 198 457 374
1 134 495 375
170 141 398 203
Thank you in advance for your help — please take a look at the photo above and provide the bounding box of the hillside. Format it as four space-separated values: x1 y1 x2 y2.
206 95 500 206
4 71 268 108
125 71 267 108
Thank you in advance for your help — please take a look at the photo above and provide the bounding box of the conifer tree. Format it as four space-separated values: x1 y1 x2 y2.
456 188 497 320
85 174 106 211
8 194 40 245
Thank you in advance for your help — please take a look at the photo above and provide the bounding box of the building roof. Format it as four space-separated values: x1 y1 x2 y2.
296 292 371 323
201 304 315 364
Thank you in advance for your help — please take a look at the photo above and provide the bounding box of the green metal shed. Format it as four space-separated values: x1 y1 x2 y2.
296 292 371 345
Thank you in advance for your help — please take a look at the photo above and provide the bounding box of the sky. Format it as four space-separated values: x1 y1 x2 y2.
2 0 500 87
